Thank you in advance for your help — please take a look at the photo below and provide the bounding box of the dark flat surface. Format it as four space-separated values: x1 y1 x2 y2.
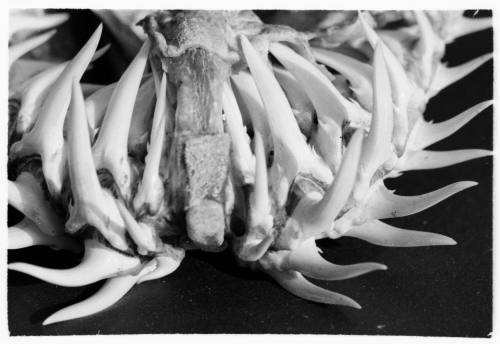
7 11 493 337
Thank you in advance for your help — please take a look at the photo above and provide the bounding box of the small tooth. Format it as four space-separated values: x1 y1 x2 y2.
8 172 65 236
8 239 141 287
285 238 386 280
9 12 69 36
66 79 128 251
346 220 457 247
128 77 156 156
363 180 478 220
222 80 255 185
407 100 493 151
413 11 436 88
84 82 116 136
133 74 169 215
92 39 151 200
312 47 374 110
9 30 56 66
137 247 186 283
43 274 138 325
9 24 103 196
398 149 492 171
264 268 361 308
81 83 105 96
428 53 493 97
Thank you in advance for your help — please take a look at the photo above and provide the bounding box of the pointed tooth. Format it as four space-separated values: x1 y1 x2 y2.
413 11 436 88
222 80 255 185
92 39 150 200
9 25 103 196
407 100 493 150
264 268 361 308
8 173 64 236
398 149 492 171
363 180 478 220
428 53 493 97
66 79 129 251
9 12 69 36
137 247 186 283
84 82 116 135
8 239 141 287
313 47 374 110
451 15 492 40
285 238 386 281
133 74 169 215
346 220 456 247
9 30 56 66
128 77 156 156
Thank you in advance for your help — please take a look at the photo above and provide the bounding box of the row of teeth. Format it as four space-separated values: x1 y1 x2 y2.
7 10 492 324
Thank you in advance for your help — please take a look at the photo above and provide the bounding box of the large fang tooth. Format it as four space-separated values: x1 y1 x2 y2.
133 74 169 215
312 47 374 110
8 239 141 287
9 11 69 36
407 100 493 151
66 79 128 251
346 220 456 247
428 53 493 97
222 80 255 185
8 172 64 236
397 149 492 171
9 24 103 196
9 30 56 66
92 39 150 200
284 238 386 281
362 180 477 220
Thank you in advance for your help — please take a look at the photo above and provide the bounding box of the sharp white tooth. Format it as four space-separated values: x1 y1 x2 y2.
9 11 69 36
137 246 186 283
428 53 493 97
312 47 374 110
9 30 56 66
397 149 492 171
222 80 255 185
8 172 65 236
362 180 477 220
9 24 103 196
66 79 128 251
407 100 493 150
92 39 151 200
346 220 456 247
8 239 141 287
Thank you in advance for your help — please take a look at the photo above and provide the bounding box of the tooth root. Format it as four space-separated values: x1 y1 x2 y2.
9 24 103 196
133 74 169 215
264 268 361 308
8 172 65 236
285 238 386 281
346 220 456 247
451 16 492 40
137 248 186 283
92 39 151 200
222 80 255 185
408 100 493 150
312 47 374 110
66 79 129 251
9 29 56 66
428 53 493 97
363 180 478 220
399 149 492 171
43 274 138 325
9 11 69 36
8 239 141 287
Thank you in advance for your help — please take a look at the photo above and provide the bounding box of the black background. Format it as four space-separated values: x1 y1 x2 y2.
7 10 493 337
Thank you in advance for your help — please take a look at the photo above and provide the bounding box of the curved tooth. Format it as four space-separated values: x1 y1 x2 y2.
9 12 69 36
137 246 186 283
346 220 456 247
66 79 128 251
8 172 64 236
128 77 156 156
9 25 103 196
240 35 332 203
8 239 141 287
133 74 169 215
407 100 493 151
397 149 492 171
92 39 150 200
362 180 477 220
284 238 386 281
413 11 437 89
9 30 56 66
222 80 255 185
312 47 374 110
355 43 394 200
428 53 493 97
